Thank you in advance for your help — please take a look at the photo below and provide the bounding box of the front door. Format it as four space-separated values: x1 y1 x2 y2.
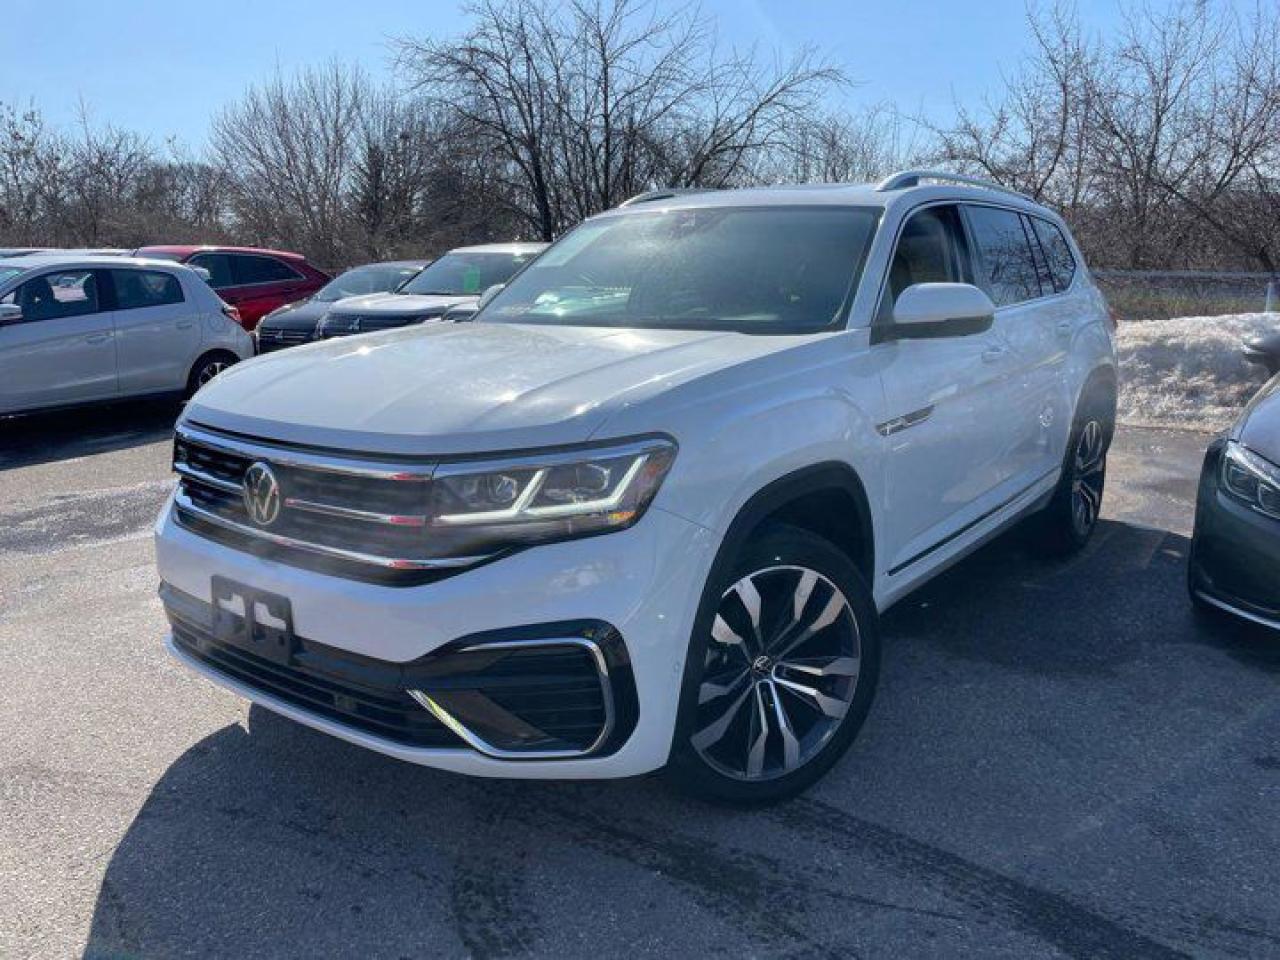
0 268 117 414
874 204 1023 576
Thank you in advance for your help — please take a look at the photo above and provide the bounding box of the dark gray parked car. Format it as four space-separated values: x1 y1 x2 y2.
255 260 429 353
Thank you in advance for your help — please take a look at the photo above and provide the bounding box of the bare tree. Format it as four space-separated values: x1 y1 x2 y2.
396 0 843 240
211 62 369 264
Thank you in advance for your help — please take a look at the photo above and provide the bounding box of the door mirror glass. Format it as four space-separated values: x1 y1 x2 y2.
889 283 995 338
0 303 22 326
477 283 505 308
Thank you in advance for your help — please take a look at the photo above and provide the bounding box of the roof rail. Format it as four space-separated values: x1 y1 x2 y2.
618 187 716 207
876 169 1034 201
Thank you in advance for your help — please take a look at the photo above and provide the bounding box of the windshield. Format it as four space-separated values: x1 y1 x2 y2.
0 267 27 286
315 263 424 302
399 251 538 297
479 206 880 334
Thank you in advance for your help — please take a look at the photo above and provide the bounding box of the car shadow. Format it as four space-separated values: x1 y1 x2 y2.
81 518 1279 958
0 396 181 471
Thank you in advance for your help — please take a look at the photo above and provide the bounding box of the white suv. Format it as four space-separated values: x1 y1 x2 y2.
155 172 1116 802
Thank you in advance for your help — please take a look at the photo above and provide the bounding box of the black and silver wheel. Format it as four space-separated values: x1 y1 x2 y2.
669 524 880 803
1040 398 1111 554
187 352 238 398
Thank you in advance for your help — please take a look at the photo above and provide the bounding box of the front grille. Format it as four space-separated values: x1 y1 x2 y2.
172 425 461 584
319 313 437 339
167 593 459 748
256 328 313 352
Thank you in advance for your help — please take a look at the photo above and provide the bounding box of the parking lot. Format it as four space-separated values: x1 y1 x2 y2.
2 403 1278 959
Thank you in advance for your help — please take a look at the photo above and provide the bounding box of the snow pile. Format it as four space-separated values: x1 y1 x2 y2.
1116 312 1276 431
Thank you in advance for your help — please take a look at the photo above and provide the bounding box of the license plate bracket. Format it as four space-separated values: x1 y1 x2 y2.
211 576 296 665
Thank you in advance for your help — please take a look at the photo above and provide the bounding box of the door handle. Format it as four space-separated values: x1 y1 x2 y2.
176 319 195 330
84 332 113 344
981 346 1008 363
1056 320 1073 337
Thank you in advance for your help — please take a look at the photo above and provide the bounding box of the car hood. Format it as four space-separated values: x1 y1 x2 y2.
184 322 804 456
259 299 332 330
328 292 473 317
1237 375 1280 462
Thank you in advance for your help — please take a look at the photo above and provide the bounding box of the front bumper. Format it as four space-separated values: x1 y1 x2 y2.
1189 443 1280 631
155 495 718 778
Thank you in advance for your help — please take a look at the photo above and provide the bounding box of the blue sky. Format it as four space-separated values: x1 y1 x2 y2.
0 0 1158 147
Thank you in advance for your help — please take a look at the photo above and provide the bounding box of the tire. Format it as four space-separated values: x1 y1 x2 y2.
1039 392 1112 555
186 351 238 398
667 523 881 804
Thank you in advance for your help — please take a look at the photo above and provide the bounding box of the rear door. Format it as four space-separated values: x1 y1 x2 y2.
109 267 202 395
875 204 1022 575
0 268 117 413
962 204 1064 486
226 254 308 325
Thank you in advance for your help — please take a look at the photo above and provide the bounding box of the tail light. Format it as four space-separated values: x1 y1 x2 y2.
222 304 249 330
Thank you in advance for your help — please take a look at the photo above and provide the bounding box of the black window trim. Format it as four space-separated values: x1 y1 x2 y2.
960 201 1078 309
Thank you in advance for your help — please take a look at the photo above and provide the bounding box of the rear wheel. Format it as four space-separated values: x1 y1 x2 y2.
186 351 238 398
668 524 880 804
1040 396 1111 554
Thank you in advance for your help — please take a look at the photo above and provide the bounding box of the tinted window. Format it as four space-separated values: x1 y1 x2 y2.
884 206 972 308
1030 217 1077 292
480 208 880 334
965 205 1043 306
315 263 423 302
400 252 539 297
111 269 184 309
187 253 232 289
0 270 100 322
231 254 302 285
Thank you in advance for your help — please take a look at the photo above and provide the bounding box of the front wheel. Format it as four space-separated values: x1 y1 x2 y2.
668 524 880 804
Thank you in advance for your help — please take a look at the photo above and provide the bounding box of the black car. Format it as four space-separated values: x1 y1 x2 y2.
1189 376 1280 631
254 260 429 353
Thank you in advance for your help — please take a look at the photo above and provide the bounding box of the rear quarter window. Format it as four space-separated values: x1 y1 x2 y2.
1030 218 1078 292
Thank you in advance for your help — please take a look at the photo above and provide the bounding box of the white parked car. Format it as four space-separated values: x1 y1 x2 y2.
155 172 1117 802
0 255 253 416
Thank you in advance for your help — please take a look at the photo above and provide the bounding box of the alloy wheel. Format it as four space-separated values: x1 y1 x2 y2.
1071 419 1105 536
692 565 861 781
197 360 229 386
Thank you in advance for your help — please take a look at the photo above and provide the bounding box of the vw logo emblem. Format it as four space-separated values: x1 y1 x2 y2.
242 461 282 527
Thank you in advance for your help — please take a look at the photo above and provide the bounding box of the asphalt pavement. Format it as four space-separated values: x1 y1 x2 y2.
1 399 1277 959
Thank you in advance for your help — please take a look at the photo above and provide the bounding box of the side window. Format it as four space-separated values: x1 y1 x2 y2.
1 270 100 322
1030 217 1077 292
965 205 1043 307
880 205 972 318
111 269 185 309
187 253 233 289
230 255 302 285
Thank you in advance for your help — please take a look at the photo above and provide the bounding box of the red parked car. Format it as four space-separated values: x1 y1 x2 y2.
133 245 330 330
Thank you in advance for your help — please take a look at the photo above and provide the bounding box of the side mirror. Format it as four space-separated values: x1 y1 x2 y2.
1243 331 1280 377
0 303 23 326
442 303 480 323
885 283 996 340
477 283 505 309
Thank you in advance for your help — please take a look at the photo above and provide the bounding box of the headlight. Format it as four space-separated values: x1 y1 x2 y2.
1221 442 1280 519
425 437 677 557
